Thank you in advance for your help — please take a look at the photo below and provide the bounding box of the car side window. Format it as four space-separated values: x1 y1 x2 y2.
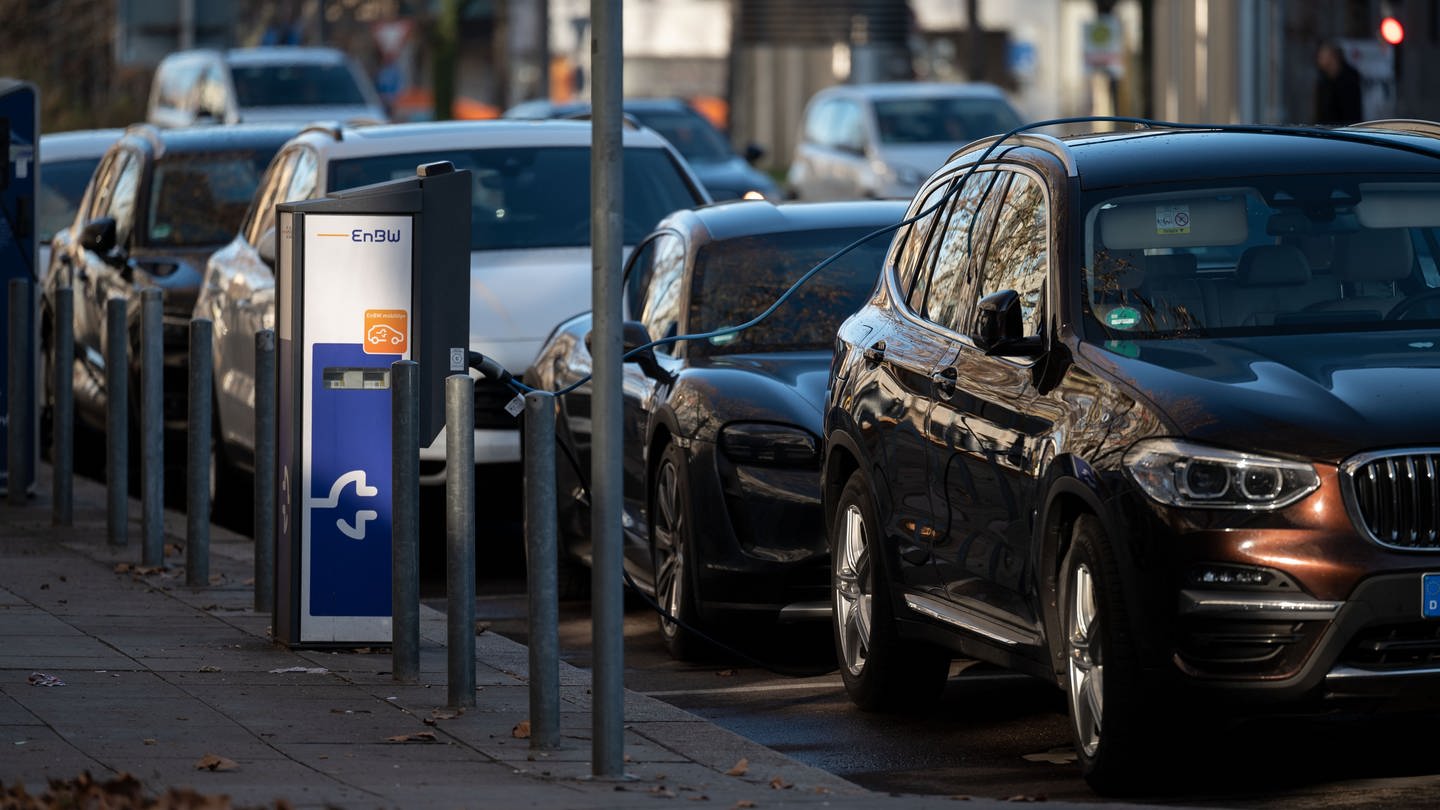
640 232 687 356
82 151 119 223
107 152 143 247
804 100 835 146
971 171 1048 337
243 151 294 246
832 101 864 152
910 168 1006 332
893 179 953 300
624 236 660 319
286 148 319 202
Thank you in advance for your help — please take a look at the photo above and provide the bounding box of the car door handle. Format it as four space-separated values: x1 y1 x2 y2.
931 368 957 399
862 340 886 364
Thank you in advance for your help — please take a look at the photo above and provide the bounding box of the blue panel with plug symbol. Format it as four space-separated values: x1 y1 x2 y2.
1424 573 1440 618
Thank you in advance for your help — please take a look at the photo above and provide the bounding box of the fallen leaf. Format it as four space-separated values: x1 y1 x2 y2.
268 666 329 674
385 731 437 743
208 574 225 585
731 802 756 809
39 583 50 590
715 669 737 677
113 563 133 574
243 577 255 586
768 776 792 790
143 738 157 746
511 720 531 739
194 753 238 771
353 647 374 654
164 543 181 557
422 717 437 726
27 672 65 687
197 665 221 673
1002 795 1046 803
429 708 458 721
689 797 710 802
623 754 633 763
724 758 749 777
948 796 972 801
650 786 676 798
475 621 491 635
1021 747 1076 765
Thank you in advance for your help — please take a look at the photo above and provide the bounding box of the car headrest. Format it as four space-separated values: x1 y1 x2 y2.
1145 253 1198 279
1238 245 1310 286
1336 228 1414 282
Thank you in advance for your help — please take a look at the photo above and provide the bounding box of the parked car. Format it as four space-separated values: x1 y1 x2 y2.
39 123 298 475
38 129 123 282
147 47 387 128
823 119 1440 793
196 119 709 487
787 82 1022 201
526 199 904 659
504 97 780 201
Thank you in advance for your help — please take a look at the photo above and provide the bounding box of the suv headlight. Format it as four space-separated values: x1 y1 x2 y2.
719 423 818 467
1123 438 1319 510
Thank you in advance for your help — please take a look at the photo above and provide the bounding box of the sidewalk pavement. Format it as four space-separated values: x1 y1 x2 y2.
0 467 1100 809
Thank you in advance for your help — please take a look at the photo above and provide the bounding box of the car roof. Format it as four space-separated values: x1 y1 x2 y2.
1051 126 1440 189
119 122 304 157
504 98 695 119
289 119 677 157
40 129 124 161
680 199 908 242
818 81 1012 102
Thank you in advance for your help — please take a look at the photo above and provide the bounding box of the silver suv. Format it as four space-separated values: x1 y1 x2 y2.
195 119 709 485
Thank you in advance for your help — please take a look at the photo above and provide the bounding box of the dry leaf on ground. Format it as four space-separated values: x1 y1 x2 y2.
511 720 531 739
768 776 792 790
385 731 437 743
27 672 65 687
715 669 737 677
724 757 749 777
194 754 238 772
731 801 756 809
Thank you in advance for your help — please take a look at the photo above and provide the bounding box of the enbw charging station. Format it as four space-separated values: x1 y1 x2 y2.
275 163 469 647
0 80 38 497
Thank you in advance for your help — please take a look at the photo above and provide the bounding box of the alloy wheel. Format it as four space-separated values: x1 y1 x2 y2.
1067 561 1103 758
834 503 873 678
652 458 686 639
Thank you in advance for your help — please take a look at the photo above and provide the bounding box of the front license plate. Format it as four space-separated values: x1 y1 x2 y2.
1424 573 1440 618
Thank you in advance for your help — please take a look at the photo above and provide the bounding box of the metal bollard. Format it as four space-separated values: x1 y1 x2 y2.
105 298 128 547
446 374 476 708
253 329 276 614
186 319 212 587
525 390 560 749
7 277 32 505
52 286 74 526
391 360 420 683
140 288 164 567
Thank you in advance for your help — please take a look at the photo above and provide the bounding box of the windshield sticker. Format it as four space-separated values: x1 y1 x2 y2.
1104 339 1140 358
1155 204 1191 235
1104 306 1141 330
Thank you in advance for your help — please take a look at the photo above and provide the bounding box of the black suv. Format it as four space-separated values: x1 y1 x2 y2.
823 120 1440 792
41 123 296 464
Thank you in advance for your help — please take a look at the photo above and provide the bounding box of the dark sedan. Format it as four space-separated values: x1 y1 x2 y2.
40 122 297 465
526 199 904 659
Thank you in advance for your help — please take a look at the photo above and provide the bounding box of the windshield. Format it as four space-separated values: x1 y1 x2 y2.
629 108 731 162
873 97 1022 145
689 227 890 356
1080 176 1440 343
145 151 273 246
39 158 100 241
230 63 368 107
329 146 702 250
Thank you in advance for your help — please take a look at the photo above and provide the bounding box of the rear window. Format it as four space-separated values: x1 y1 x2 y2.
39 157 101 241
629 109 731 163
873 97 1022 144
230 64 367 107
145 151 273 246
689 227 891 355
329 146 703 250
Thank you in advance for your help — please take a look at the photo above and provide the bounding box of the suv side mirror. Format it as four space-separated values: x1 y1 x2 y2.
257 225 277 267
973 289 1044 357
586 320 670 381
743 142 765 164
79 217 118 257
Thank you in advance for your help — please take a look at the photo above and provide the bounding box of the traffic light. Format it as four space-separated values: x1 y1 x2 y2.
1380 16 1404 45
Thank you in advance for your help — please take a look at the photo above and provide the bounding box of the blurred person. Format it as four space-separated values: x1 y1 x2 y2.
1314 41 1363 125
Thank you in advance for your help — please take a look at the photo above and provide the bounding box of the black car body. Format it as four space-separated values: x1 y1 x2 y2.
823 120 1440 792
526 199 904 658
504 97 780 201
41 122 296 448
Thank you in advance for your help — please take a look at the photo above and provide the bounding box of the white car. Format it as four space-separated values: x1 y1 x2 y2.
37 128 123 282
147 47 387 128
195 119 710 485
786 82 1023 201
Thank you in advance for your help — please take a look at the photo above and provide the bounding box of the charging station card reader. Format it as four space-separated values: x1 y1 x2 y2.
275 164 469 647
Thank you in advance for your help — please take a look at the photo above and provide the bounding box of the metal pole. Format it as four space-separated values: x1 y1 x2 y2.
590 0 626 778
254 329 276 613
52 286 74 526
140 288 164 567
446 374 476 708
7 277 32 505
186 318 212 586
525 390 560 749
106 298 128 547
391 359 420 683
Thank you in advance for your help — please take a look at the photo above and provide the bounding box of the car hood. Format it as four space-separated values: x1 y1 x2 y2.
1079 331 1440 464
873 143 961 178
689 351 832 431
687 157 779 200
469 246 628 377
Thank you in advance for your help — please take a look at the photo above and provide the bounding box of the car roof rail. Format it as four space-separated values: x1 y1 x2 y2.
123 122 166 156
1349 119 1440 139
558 110 642 129
949 131 1076 177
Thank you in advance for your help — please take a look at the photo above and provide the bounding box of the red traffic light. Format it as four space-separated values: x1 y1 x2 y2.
1380 16 1405 45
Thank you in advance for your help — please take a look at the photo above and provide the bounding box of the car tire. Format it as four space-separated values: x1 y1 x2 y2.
1061 514 1157 795
831 470 950 712
650 441 707 661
